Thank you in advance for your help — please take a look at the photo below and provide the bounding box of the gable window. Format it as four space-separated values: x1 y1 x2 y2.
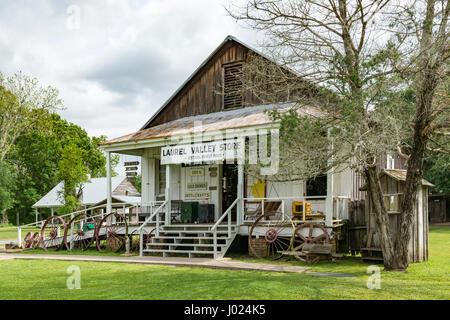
386 154 395 170
223 63 243 109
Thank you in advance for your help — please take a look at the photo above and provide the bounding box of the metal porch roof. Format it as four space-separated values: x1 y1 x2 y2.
101 103 324 146
32 176 127 208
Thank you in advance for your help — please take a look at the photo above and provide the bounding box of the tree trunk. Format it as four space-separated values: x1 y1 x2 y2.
396 64 434 270
364 165 404 270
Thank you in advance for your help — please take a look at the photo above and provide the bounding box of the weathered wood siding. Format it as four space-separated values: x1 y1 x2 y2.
147 41 261 128
349 175 429 263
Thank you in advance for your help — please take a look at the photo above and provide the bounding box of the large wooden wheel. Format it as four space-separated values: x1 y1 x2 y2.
292 222 330 263
248 211 295 260
95 212 128 252
40 216 66 251
64 213 97 251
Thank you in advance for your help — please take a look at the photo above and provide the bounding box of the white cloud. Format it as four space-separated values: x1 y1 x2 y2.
0 0 260 140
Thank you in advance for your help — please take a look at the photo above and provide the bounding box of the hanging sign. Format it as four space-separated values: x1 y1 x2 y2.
184 191 211 200
187 182 208 191
161 140 243 164
189 168 204 177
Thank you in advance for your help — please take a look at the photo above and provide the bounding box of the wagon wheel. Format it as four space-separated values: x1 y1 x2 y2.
130 227 156 252
292 222 330 264
22 232 33 249
64 213 97 251
95 212 128 252
248 211 295 260
40 216 66 251
31 232 40 249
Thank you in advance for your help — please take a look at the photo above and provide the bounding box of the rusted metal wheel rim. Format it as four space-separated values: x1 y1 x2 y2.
31 232 40 249
22 232 32 249
95 213 128 252
40 216 66 251
64 213 96 251
248 211 295 260
130 227 155 252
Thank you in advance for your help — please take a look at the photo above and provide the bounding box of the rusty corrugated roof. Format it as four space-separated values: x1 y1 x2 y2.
102 103 324 146
383 169 434 187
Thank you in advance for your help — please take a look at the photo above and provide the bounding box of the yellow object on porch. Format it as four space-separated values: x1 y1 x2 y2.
292 201 311 216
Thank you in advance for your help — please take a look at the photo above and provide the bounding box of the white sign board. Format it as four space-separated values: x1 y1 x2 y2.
185 191 211 200
161 140 243 164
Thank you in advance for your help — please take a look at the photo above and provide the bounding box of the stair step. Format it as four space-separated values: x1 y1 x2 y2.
147 242 227 248
151 236 230 240
159 230 232 234
143 249 216 255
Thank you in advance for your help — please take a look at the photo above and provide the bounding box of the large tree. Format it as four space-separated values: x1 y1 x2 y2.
228 0 449 271
0 71 63 162
7 112 118 224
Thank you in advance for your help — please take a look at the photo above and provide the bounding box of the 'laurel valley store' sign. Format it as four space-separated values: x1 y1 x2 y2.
161 140 243 165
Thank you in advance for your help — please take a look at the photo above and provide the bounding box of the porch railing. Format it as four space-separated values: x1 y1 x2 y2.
243 195 328 223
333 196 351 220
15 201 164 248
211 197 239 259
137 200 168 257
243 195 352 224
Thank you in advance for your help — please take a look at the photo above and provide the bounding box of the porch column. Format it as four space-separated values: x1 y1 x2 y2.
237 163 244 226
237 136 245 226
141 155 149 204
165 164 171 225
106 151 112 214
35 208 38 224
325 169 334 227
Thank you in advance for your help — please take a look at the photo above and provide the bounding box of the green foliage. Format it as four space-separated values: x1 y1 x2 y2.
6 112 115 224
425 153 450 193
56 144 90 214
0 161 15 222
131 175 142 193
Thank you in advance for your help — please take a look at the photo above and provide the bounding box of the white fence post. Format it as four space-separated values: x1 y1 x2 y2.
18 227 22 248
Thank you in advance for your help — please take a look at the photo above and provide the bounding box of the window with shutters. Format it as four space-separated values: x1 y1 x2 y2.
223 63 243 109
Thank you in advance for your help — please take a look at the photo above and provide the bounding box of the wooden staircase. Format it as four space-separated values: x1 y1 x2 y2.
143 224 237 259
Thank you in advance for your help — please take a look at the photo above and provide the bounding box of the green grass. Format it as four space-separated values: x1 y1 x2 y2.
0 226 448 300
0 226 41 241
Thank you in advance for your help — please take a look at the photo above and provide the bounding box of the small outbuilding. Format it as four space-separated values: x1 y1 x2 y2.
32 176 141 221
360 169 434 263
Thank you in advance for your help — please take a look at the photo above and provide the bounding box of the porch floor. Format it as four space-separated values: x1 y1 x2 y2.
2 253 310 274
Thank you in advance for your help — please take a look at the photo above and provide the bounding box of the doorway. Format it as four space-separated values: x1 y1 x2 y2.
222 164 238 221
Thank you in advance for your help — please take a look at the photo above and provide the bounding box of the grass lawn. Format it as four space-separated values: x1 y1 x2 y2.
0 226 41 241
0 226 448 300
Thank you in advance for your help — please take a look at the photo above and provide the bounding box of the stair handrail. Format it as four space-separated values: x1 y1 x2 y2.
138 200 168 256
211 197 239 259
211 197 239 232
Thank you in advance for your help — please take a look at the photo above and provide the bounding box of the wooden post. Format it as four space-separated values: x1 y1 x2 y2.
165 164 171 225
325 170 334 226
237 163 244 226
106 151 112 214
18 227 22 248
237 136 245 226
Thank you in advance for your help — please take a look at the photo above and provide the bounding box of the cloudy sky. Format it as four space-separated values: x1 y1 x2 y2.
0 0 260 143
